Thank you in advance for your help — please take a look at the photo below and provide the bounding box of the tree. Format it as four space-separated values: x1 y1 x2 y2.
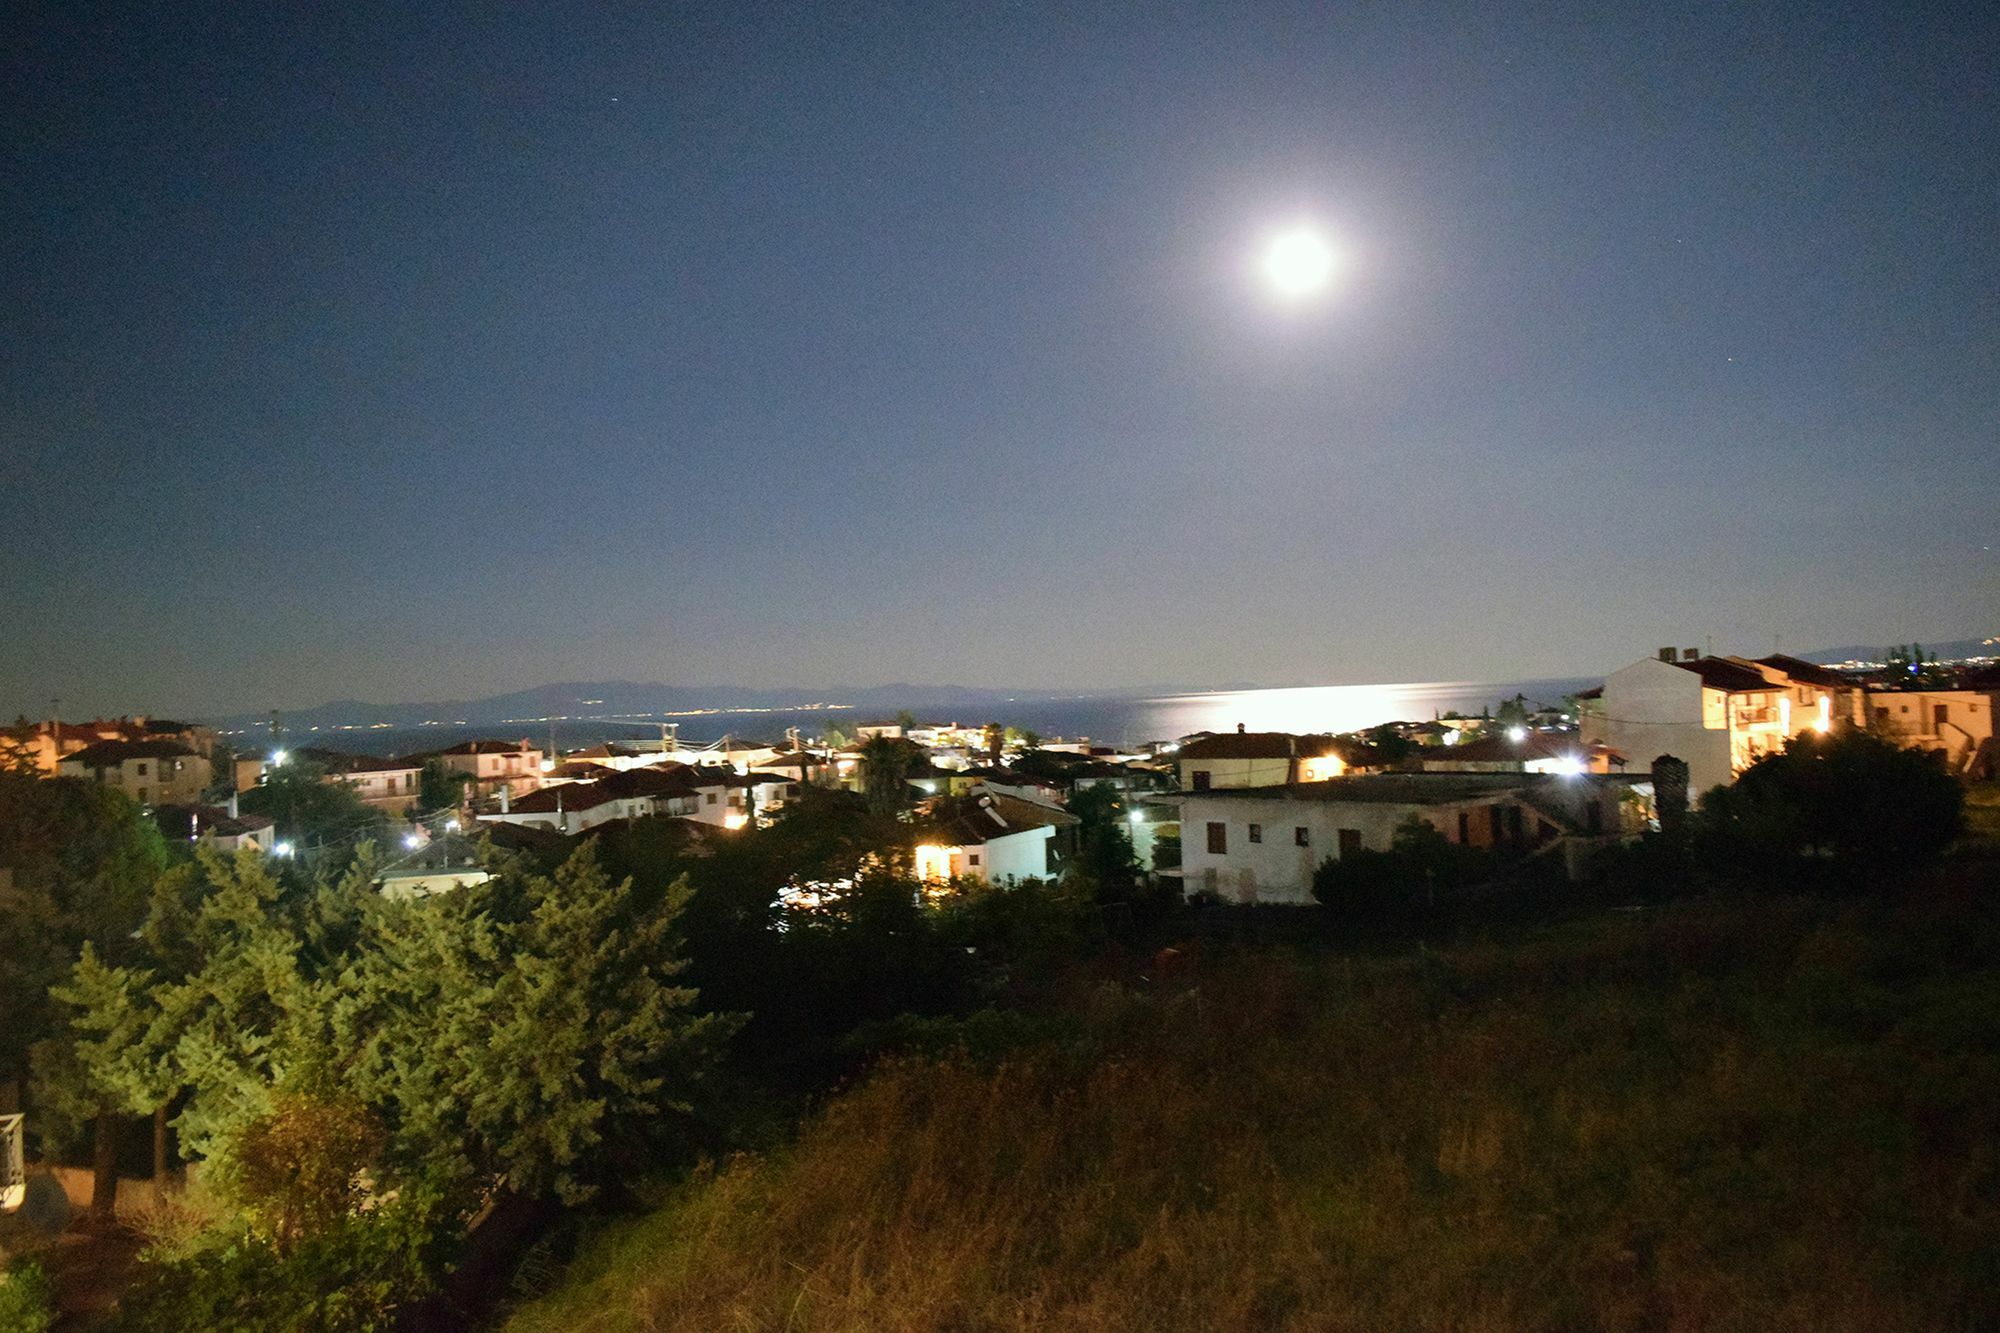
415 759 471 816
1494 694 1531 728
1063 783 1144 907
1696 729 1964 887
1652 755 1691 839
217 1086 384 1251
1884 644 1953 690
338 845 735 1203
0 774 169 1206
238 757 384 854
1312 815 1498 927
1363 723 1416 764
858 735 914 817
37 945 170 1214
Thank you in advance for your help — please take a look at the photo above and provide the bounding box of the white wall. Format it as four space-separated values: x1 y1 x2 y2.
978 826 1055 883
1176 792 1544 905
1583 659 1734 798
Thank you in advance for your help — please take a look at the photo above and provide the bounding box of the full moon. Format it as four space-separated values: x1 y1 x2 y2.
1260 226 1337 299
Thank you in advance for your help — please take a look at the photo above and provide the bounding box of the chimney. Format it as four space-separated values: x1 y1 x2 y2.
1236 722 1247 733
1682 648 1699 662
1657 647 1676 662
227 791 239 819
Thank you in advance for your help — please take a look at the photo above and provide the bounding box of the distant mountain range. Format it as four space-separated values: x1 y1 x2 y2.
1794 637 1997 666
207 636 1995 734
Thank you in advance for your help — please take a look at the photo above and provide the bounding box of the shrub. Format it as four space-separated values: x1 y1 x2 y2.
1312 814 1500 927
104 1187 454 1333
214 1088 384 1250
1697 730 1965 887
0 1259 56 1333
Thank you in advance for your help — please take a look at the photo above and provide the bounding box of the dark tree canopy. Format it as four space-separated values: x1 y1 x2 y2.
238 756 385 851
1697 729 1964 886
0 774 169 1082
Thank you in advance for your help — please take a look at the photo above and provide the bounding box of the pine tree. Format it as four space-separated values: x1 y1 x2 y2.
343 844 736 1203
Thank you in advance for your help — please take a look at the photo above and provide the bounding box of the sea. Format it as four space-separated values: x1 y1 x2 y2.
276 677 1596 758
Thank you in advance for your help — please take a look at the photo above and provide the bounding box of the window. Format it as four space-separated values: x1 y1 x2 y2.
1294 827 1310 848
968 852 981 866
1248 823 1263 844
1457 812 1471 844
1206 821 1227 854
705 792 719 806
1338 828 1361 858
1488 806 1505 843
136 762 149 777
1191 770 1212 791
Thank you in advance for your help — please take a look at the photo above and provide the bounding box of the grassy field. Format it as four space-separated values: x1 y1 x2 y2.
505 875 2000 1333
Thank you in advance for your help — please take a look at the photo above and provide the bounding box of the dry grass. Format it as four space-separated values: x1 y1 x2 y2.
507 888 2000 1333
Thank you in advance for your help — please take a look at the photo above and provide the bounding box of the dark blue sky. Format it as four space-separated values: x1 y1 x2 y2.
5 1 1996 718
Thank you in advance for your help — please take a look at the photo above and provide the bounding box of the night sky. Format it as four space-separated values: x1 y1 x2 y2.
5 2 1996 719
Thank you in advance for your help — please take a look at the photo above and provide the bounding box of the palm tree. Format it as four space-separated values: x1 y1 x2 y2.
858 735 912 816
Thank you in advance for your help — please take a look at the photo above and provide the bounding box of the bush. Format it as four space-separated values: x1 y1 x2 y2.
214 1088 384 1250
1312 815 1501 928
0 1259 56 1333
104 1188 454 1333
1697 730 1965 888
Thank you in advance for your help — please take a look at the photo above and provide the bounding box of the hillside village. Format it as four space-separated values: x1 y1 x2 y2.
4 651 1996 1328
6 645 1995 910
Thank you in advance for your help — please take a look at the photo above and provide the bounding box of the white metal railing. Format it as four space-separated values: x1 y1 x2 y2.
1 1112 23 1212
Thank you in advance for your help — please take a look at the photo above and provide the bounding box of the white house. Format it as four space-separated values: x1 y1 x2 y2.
1175 729 1386 791
409 739 543 799
477 781 639 836
1175 774 1621 906
1577 651 1852 799
57 738 211 805
153 803 278 854
293 748 423 814
376 832 494 899
1420 731 1623 776
914 792 1078 885
1865 689 1997 774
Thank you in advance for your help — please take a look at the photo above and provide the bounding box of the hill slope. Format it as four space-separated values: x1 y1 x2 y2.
504 886 2000 1333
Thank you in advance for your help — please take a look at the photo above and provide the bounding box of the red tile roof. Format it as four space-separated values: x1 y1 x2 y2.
1673 657 1778 693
